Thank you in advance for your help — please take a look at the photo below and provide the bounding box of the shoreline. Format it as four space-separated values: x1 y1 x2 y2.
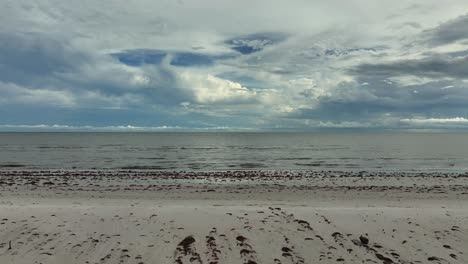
0 170 467 263
3 167 468 173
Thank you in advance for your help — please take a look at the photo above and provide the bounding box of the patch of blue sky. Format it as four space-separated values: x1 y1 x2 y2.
113 49 238 67
225 32 288 54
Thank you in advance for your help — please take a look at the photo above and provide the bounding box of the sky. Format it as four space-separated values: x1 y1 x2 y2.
2 0 468 131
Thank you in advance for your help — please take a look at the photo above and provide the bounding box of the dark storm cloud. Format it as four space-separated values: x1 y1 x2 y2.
339 12 468 126
291 77 468 125
424 13 468 46
0 32 91 86
0 33 195 108
350 54 468 79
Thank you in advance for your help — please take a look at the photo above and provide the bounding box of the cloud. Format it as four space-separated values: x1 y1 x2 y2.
0 124 183 132
178 72 257 104
0 32 91 86
424 13 468 46
2 1 468 130
401 117 468 124
350 54 468 79
0 124 257 132
400 117 468 129
0 82 75 107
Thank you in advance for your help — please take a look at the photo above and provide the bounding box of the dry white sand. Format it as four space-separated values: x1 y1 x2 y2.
0 170 467 264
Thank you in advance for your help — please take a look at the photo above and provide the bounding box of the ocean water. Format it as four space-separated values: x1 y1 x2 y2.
0 132 467 172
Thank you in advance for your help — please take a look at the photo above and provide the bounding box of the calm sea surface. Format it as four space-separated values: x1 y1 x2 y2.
0 132 467 172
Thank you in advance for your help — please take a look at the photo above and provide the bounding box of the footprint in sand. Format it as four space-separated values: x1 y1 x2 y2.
236 235 258 264
205 228 222 264
280 246 305 264
174 235 202 264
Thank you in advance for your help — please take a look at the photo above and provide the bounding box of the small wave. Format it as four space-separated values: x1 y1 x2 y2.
317 147 350 150
37 145 84 150
180 147 220 150
120 165 176 170
294 163 323 167
226 146 282 150
226 163 265 168
277 157 312 160
0 164 27 168
342 164 360 168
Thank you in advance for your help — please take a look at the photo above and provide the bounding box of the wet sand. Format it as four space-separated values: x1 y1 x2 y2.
0 170 467 264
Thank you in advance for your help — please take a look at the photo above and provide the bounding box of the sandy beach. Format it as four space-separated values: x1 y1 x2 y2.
0 170 467 264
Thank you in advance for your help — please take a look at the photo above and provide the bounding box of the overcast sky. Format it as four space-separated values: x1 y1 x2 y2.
2 0 468 131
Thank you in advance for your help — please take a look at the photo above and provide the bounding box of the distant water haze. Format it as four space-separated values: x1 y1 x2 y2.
0 132 467 172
